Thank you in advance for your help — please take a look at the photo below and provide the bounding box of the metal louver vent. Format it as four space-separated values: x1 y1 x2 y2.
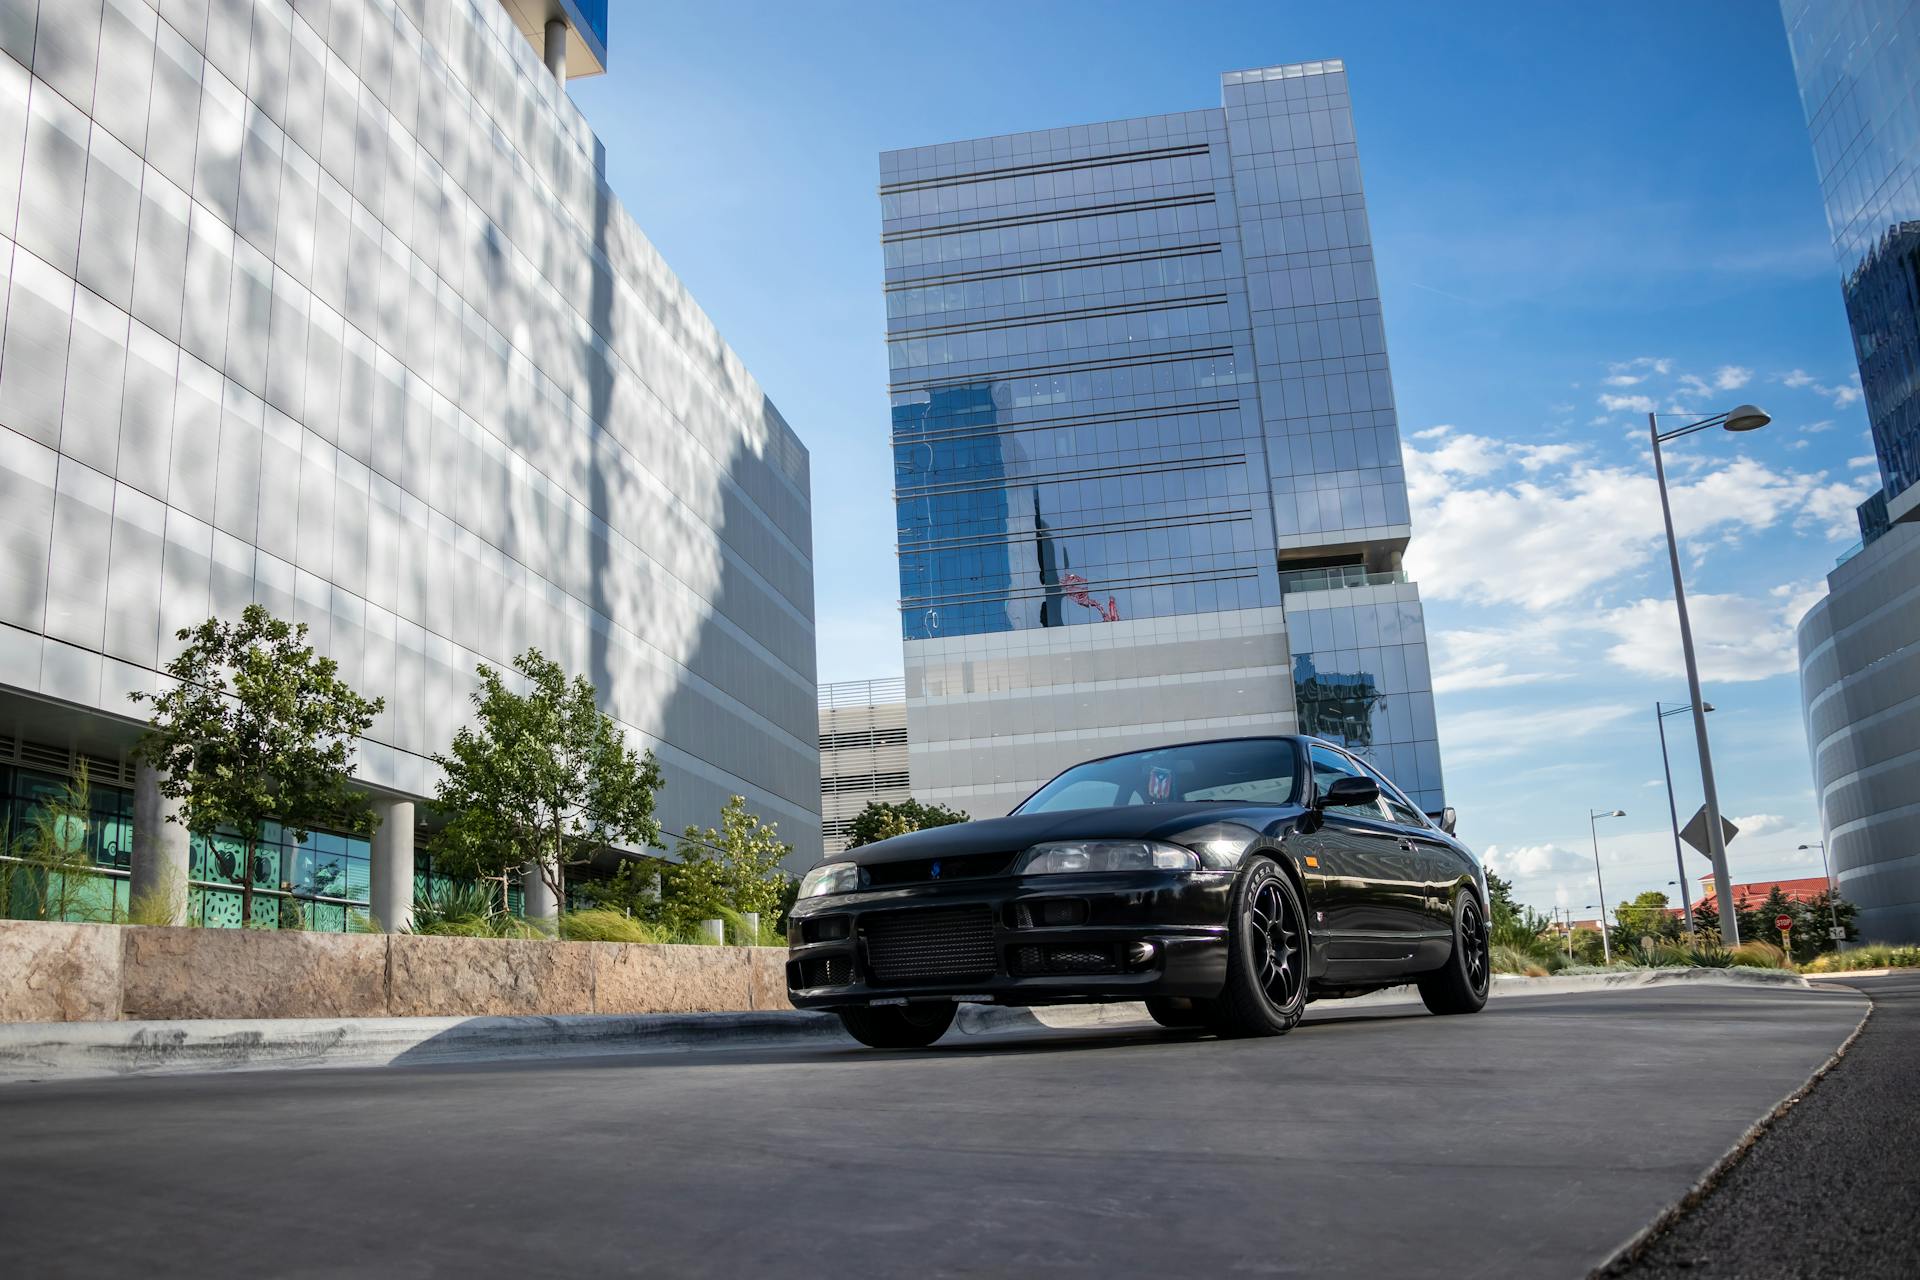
18 740 71 772
1 738 133 787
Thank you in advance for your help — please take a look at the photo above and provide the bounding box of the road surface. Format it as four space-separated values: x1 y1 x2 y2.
1608 971 1919 1280
0 981 1871 1278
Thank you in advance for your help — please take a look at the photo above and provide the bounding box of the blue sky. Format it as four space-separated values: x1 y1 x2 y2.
570 1 1871 915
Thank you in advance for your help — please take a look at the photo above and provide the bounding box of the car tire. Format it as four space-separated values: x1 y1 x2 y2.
1200 857 1309 1038
835 1002 957 1049
1145 996 1206 1030
1417 891 1491 1016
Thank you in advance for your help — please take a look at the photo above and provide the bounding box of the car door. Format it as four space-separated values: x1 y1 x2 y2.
1356 757 1457 934
1305 744 1426 942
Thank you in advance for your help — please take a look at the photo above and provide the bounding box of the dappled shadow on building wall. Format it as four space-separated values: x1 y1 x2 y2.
578 156 821 867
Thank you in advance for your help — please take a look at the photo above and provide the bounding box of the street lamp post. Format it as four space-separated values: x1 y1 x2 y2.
1647 404 1771 946
1656 700 1713 937
1798 840 1844 942
1588 808 1627 964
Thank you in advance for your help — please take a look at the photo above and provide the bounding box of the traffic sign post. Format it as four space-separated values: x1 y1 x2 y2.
1776 914 1793 948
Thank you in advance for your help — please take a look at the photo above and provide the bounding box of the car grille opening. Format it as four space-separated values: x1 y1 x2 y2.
801 916 850 944
1012 944 1120 976
801 955 852 987
862 906 997 984
1013 898 1089 928
861 852 1017 888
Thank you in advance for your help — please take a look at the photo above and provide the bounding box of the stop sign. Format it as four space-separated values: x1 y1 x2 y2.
1776 914 1793 931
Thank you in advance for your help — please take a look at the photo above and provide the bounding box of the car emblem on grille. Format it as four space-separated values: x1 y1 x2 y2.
930 860 942 879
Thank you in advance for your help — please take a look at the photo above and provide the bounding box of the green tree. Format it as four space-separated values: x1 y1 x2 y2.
1485 870 1517 924
578 857 666 922
662 796 792 933
844 798 969 849
430 648 663 924
15 764 104 921
1614 890 1682 953
132 606 383 929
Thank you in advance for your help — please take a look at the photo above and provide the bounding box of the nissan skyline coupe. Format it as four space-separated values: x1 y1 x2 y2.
787 735 1490 1048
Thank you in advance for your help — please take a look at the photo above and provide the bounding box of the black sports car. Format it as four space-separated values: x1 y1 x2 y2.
788 735 1490 1048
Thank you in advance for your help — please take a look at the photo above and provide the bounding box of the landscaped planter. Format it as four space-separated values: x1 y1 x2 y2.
0 919 793 1023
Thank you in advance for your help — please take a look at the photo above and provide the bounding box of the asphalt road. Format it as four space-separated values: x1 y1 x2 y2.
0 982 1870 1279
1609 971 1920 1280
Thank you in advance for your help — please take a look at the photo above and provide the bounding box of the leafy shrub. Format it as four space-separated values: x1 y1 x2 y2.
1684 944 1734 968
559 908 667 943
409 880 544 938
1801 944 1920 973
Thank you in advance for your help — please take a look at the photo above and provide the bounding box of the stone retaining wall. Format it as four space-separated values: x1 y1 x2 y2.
0 920 793 1023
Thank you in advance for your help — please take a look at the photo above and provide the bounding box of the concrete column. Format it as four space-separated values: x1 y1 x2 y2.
369 798 415 933
543 18 566 81
522 859 558 929
129 762 189 925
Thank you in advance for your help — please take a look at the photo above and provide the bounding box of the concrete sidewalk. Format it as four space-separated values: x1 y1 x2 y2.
0 965 1812 1084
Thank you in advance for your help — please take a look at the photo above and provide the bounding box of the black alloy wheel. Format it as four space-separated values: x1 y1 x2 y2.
835 1001 957 1049
1417 891 1491 1016
1202 857 1309 1037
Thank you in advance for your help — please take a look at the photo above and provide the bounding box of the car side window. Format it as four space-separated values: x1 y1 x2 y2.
1309 745 1389 819
1354 758 1428 828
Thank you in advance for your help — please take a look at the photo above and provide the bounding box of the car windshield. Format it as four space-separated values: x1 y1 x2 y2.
1015 739 1301 814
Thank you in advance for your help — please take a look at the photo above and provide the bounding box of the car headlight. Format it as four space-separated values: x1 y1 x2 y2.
1015 841 1199 875
798 862 861 898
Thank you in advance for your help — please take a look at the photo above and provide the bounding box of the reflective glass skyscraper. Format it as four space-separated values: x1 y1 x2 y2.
1784 0 1920 942
880 61 1445 818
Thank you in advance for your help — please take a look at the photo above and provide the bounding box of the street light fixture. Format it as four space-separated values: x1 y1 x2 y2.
1656 700 1713 936
1588 808 1627 964
1798 840 1845 942
1647 405 1771 946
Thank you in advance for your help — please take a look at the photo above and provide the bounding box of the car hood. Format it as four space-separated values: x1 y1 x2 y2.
832 803 1300 867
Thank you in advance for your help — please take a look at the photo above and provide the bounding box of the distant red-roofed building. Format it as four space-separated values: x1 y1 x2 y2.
1695 876 1832 913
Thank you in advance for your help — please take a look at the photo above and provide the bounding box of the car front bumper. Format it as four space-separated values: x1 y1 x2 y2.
785 869 1233 1009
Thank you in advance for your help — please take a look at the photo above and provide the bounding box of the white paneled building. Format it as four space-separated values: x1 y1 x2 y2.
0 0 818 928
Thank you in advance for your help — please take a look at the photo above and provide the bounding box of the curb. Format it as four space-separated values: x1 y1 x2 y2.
0 1011 845 1085
0 966 1825 1085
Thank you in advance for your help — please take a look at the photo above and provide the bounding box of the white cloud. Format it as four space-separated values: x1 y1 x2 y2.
1802 420 1836 434
1849 455 1878 469
1412 424 1454 440
1407 430 1508 479
1775 368 1861 407
1430 622 1572 694
1714 365 1754 390
1595 585 1825 683
1599 392 1657 413
1603 374 1644 387
1799 475 1877 540
1485 842 1591 879
1610 357 1673 377
1730 813 1790 837
1514 443 1581 471
1405 447 1808 611
1443 702 1638 765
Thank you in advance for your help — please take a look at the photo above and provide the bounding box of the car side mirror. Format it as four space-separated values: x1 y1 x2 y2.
1439 807 1458 836
1315 775 1379 810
